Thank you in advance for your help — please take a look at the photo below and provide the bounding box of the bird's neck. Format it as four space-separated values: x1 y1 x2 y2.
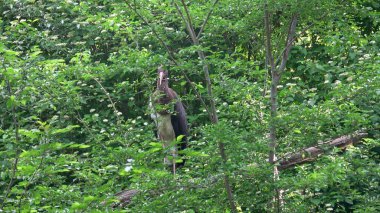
157 81 169 91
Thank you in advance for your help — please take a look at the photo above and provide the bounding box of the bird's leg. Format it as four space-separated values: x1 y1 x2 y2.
170 143 178 175
172 160 176 176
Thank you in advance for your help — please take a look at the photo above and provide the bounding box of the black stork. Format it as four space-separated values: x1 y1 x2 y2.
150 66 188 173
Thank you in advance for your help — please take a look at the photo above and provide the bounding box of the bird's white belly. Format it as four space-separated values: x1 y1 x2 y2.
156 114 175 142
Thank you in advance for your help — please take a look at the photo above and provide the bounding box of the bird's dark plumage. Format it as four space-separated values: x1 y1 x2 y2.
150 67 188 172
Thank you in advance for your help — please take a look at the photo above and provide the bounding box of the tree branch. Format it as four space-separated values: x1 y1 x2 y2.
1 62 21 209
277 14 298 74
197 0 220 39
277 131 368 170
173 2 237 212
264 3 275 76
125 1 211 117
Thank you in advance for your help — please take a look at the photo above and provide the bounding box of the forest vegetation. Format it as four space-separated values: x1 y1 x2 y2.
0 0 379 212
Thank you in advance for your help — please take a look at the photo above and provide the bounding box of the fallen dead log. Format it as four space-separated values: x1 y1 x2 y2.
111 131 368 206
277 131 368 170
112 189 139 207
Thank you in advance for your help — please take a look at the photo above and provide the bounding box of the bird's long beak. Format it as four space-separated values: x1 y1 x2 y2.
159 72 164 86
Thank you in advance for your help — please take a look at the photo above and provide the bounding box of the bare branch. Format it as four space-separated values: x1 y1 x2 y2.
180 0 197 39
278 14 298 74
174 2 236 212
125 1 211 117
277 131 368 170
1 62 21 209
274 13 327 69
264 3 275 75
197 0 220 39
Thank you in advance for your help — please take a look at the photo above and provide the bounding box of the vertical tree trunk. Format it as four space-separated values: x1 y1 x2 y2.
264 2 298 211
175 1 237 212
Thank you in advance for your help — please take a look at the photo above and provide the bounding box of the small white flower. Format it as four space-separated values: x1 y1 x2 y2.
234 120 240 124
137 116 142 119
117 112 122 116
277 85 283 89
90 109 95 113
89 85 94 88
131 120 136 124
222 102 228 106
286 83 297 87
124 165 132 172
143 122 148 126
100 129 106 133
351 46 357 49
99 99 104 102
202 109 207 112
94 113 99 117
292 77 301 80
127 159 134 163
369 40 376 44
107 104 112 108
103 119 109 123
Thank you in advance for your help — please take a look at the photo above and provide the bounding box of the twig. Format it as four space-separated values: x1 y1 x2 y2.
125 1 212 118
274 13 328 69
196 0 220 39
1 62 21 209
18 147 47 211
174 2 237 212
93 77 121 121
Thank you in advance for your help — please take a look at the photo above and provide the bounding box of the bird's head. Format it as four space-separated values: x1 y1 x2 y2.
157 66 169 90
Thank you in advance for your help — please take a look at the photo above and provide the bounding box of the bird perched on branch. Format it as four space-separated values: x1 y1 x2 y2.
150 66 188 173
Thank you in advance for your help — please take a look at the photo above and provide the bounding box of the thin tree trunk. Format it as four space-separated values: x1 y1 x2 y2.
175 1 237 212
264 2 299 211
1 67 21 209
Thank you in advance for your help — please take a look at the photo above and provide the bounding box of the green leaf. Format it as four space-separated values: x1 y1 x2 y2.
315 64 324 71
176 135 185 142
84 196 96 202
51 125 80 135
6 95 16 109
149 142 162 148
19 129 40 139
69 143 91 149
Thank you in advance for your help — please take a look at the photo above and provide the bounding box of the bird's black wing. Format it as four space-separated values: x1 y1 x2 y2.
172 100 188 150
166 88 188 150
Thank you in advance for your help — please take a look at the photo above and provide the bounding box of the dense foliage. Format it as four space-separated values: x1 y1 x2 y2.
1 0 379 212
